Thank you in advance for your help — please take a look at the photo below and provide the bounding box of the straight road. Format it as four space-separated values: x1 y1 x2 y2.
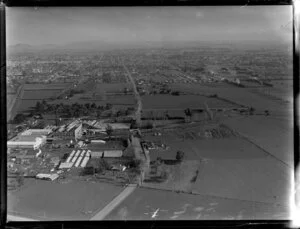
90 184 137 220
120 59 142 126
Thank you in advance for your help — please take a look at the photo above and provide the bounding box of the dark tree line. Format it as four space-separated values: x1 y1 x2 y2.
33 100 131 118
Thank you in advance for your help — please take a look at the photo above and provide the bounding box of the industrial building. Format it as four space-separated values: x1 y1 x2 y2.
7 129 51 150
50 124 83 140
90 150 123 158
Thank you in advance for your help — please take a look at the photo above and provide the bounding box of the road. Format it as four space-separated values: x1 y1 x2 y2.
7 84 24 121
120 59 142 126
90 184 137 220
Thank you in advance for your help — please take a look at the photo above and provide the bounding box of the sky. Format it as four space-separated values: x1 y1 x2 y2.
6 6 293 46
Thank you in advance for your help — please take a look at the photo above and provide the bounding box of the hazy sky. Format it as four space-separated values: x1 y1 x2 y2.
6 6 292 46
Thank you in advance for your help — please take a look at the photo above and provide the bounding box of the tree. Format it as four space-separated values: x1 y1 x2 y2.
96 110 102 118
264 110 270 116
105 124 113 139
130 120 138 129
176 150 185 162
82 166 95 175
145 122 153 129
35 101 43 112
13 113 26 124
171 91 180 96
116 110 122 117
62 153 69 160
15 172 24 187
105 103 112 110
184 108 192 117
164 111 169 120
85 103 91 110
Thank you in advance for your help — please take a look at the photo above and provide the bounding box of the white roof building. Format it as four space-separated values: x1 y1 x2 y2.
36 173 59 181
7 131 47 150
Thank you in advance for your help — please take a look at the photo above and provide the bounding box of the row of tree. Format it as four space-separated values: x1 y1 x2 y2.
33 100 135 118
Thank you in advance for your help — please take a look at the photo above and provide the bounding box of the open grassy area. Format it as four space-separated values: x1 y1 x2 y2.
8 179 124 220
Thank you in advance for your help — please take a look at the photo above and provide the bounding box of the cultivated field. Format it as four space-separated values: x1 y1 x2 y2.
169 83 291 112
21 90 62 100
95 83 133 93
141 95 238 110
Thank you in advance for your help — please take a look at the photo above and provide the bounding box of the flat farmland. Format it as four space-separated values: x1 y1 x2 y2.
11 84 71 114
249 86 292 104
22 83 72 90
141 95 238 110
142 109 186 119
22 90 62 100
223 116 293 166
16 100 39 112
191 156 292 205
169 83 291 112
145 134 292 204
104 95 135 105
146 137 272 161
7 95 14 108
95 83 132 93
105 187 290 220
49 94 135 106
8 179 124 220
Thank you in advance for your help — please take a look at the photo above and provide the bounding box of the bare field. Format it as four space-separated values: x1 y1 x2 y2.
7 179 124 220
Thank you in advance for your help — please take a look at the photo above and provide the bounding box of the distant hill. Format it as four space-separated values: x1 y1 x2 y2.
7 43 61 54
7 39 292 55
